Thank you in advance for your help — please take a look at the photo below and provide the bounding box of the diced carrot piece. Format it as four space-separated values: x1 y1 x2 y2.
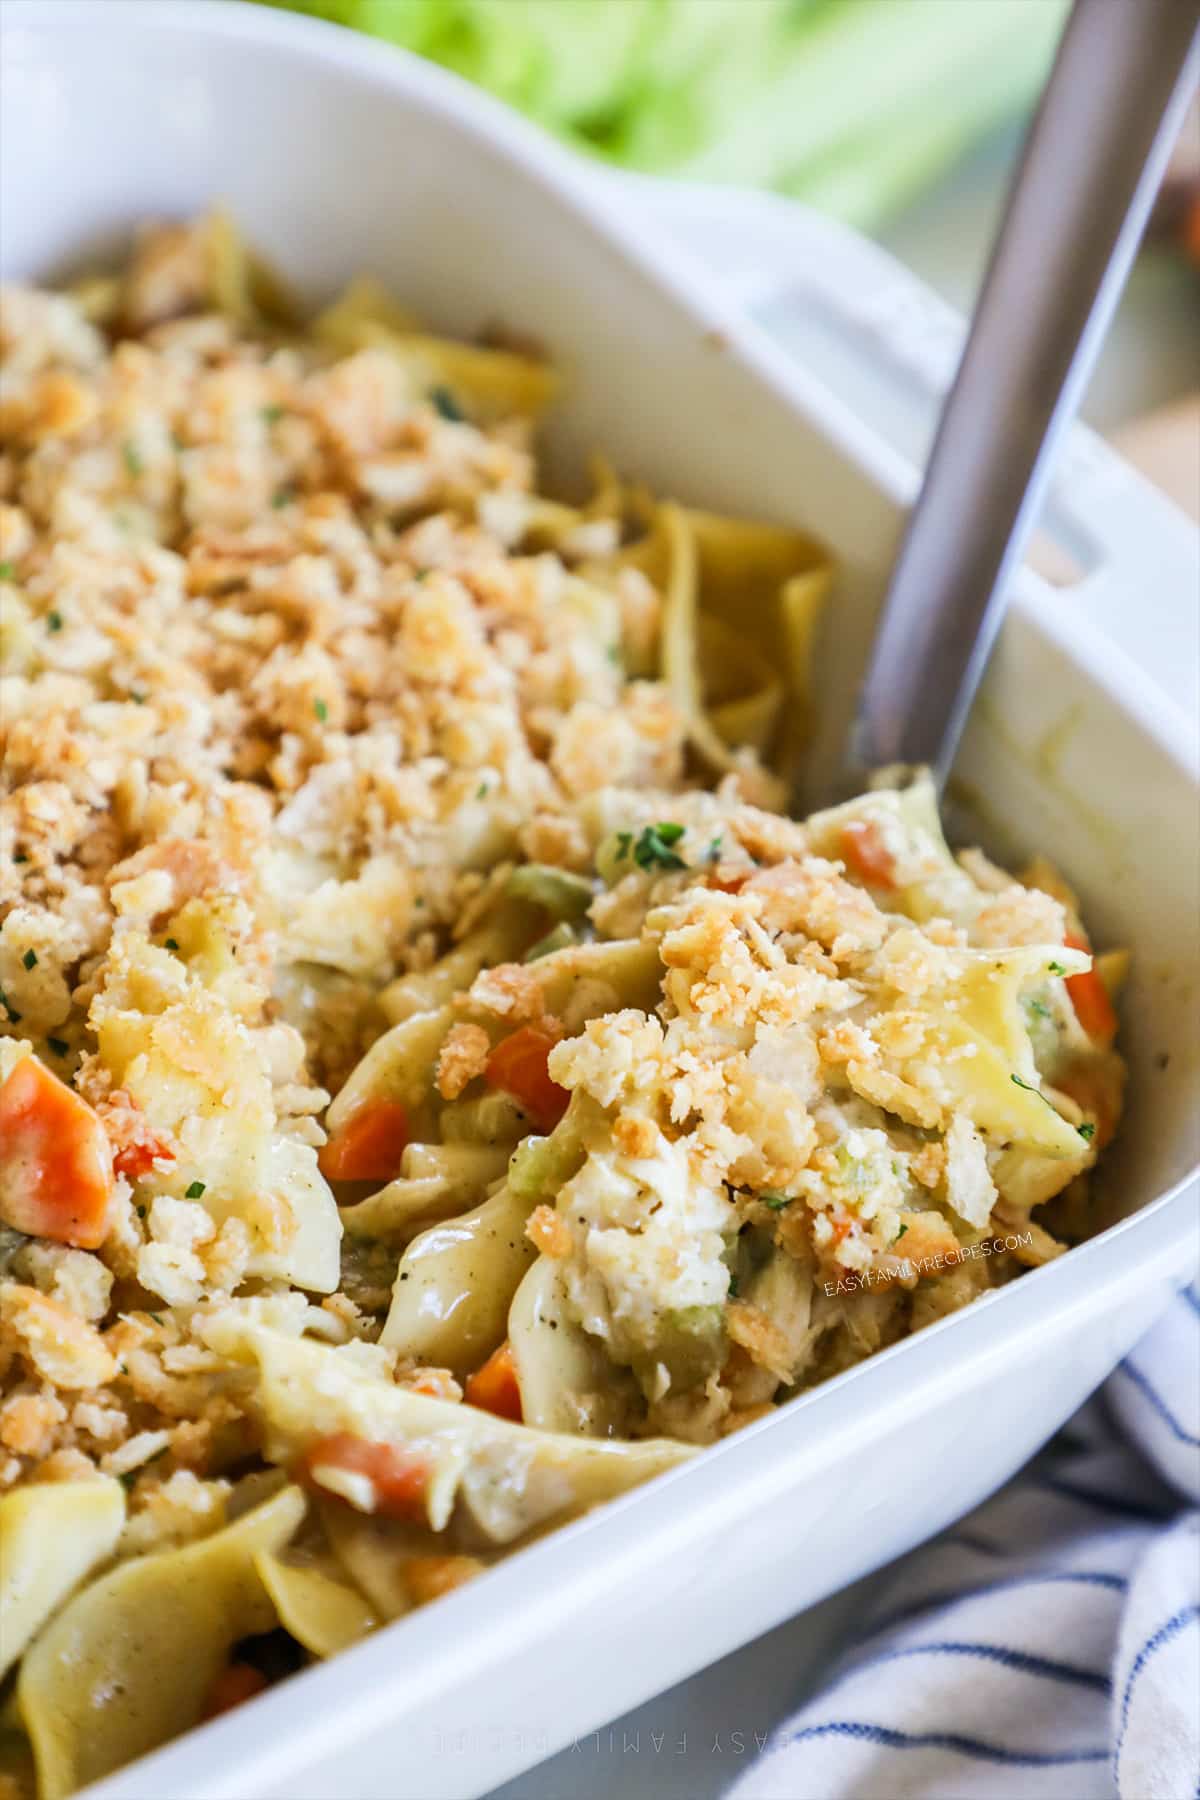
484 1026 569 1132
707 869 749 895
405 1554 485 1607
113 1131 176 1182
464 1341 523 1422
0 1058 113 1248
201 1662 268 1721
839 819 896 889
1063 930 1118 1045
318 1099 410 1183
301 1432 431 1524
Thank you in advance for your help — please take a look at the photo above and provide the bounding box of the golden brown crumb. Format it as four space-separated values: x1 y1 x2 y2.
0 1389 67 1457
466 961 546 1023
0 1287 119 1390
910 1140 947 1190
525 1204 572 1259
435 1022 491 1100
612 1113 659 1159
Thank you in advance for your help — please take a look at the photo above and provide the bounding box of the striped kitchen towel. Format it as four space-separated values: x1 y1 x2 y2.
731 1279 1200 1800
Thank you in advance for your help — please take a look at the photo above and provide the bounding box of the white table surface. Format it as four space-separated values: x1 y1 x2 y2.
487 133 1198 1800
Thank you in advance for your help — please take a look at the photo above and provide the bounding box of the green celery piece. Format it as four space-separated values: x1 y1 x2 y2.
672 0 1067 206
506 863 594 921
424 0 653 128
523 922 578 963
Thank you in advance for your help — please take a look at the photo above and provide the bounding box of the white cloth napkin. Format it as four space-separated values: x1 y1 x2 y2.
730 1279 1200 1800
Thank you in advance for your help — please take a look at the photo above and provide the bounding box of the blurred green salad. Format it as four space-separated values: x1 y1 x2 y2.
266 0 1066 227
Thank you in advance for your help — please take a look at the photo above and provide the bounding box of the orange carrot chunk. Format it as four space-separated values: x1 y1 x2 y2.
484 1026 569 1133
1063 930 1118 1045
318 1098 410 1183
0 1057 113 1248
301 1432 431 1524
201 1663 268 1721
839 819 896 889
112 1130 176 1182
464 1341 523 1422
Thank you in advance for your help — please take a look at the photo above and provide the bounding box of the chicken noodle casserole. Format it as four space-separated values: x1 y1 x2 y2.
0 217 1125 1796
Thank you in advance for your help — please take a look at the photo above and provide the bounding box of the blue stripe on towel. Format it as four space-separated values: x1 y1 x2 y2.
781 1722 1109 1766
842 1639 1110 1692
942 1529 1012 1558
1113 1604 1200 1772
1115 1359 1200 1447
1033 1474 1171 1523
869 1569 1127 1639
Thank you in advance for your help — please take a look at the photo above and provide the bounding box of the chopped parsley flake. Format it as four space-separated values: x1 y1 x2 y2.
185 1180 206 1199
0 988 20 1024
1048 960 1067 976
760 1191 792 1211
130 692 145 705
1028 998 1051 1019
1010 1071 1059 1116
614 831 634 862
119 1471 138 1492
727 1272 739 1299
706 836 723 863
164 938 179 952
13 852 27 864
47 610 63 632
21 949 37 970
261 404 284 424
475 782 488 800
1077 1121 1096 1141
136 1204 146 1219
313 698 328 723
147 1312 164 1325
895 1223 909 1241
122 442 144 477
633 821 687 872
47 1037 69 1057
0 562 14 581
271 487 291 509
430 385 465 422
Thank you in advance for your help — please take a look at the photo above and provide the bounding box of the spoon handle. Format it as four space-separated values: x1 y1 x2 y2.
847 0 1199 789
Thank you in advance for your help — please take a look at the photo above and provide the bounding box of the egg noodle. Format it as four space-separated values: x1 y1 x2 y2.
0 216 1125 1796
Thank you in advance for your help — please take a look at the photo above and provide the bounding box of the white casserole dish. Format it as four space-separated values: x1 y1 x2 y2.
1 4 1197 1796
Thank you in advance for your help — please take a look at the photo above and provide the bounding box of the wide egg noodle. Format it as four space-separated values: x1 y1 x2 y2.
0 1479 125 1681
310 278 558 426
17 1485 306 1800
216 1326 693 1547
378 904 537 1026
375 939 662 1369
380 1177 539 1374
253 1550 380 1660
323 1005 455 1145
339 1142 512 1245
612 499 831 793
806 774 982 923
508 1255 631 1438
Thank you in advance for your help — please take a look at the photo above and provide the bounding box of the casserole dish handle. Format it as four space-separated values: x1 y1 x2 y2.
621 179 1200 729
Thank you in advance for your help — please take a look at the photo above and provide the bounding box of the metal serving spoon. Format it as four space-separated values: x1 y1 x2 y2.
844 0 1199 792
